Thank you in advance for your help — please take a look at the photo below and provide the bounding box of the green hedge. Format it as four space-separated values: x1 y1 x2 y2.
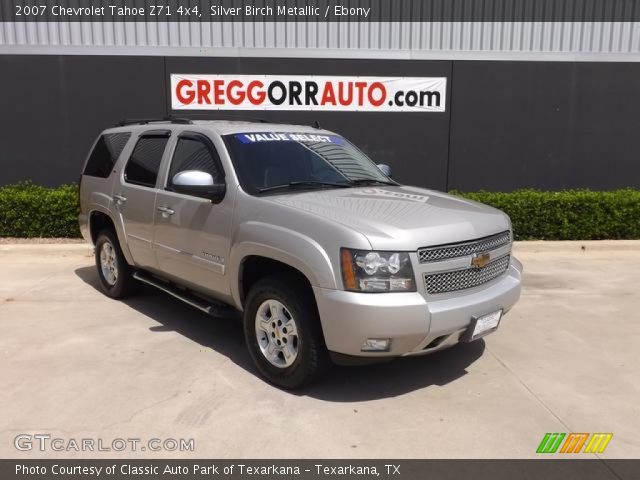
0 183 638 240
0 182 80 238
453 189 640 240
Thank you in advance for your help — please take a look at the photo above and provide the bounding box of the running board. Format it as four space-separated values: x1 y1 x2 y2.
132 271 234 317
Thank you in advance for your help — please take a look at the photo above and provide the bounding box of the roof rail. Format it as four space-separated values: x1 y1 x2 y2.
174 113 270 123
117 115 193 127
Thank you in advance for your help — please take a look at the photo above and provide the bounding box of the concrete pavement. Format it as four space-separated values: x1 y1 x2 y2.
0 241 638 459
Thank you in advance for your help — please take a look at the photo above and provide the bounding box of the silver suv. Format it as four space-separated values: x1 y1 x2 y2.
79 117 522 388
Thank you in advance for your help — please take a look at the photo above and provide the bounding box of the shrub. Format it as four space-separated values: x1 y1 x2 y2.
452 189 640 240
0 183 638 240
0 182 80 238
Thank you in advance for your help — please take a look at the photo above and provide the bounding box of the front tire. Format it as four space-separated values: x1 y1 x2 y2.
243 275 330 389
95 229 136 299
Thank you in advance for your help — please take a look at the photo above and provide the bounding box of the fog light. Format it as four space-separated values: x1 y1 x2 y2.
361 338 390 352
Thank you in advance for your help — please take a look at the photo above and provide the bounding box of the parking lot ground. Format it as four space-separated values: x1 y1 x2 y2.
0 241 638 460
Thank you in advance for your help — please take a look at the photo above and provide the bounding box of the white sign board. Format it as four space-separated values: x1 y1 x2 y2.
171 74 446 112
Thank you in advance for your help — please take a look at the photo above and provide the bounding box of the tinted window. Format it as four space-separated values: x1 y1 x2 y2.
124 136 169 188
83 133 130 178
168 137 223 186
224 132 390 194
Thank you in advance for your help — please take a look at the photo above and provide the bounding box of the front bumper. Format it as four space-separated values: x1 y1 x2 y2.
313 257 522 360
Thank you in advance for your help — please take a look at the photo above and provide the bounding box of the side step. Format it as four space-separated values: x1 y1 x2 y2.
132 271 235 317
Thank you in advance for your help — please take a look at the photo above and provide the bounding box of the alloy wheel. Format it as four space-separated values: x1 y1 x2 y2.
254 299 299 368
99 241 118 286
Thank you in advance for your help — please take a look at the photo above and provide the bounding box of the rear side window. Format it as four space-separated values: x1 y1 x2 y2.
124 135 169 188
168 137 223 186
83 133 130 178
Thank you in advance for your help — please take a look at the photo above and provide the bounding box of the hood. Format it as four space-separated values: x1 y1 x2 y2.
264 185 511 250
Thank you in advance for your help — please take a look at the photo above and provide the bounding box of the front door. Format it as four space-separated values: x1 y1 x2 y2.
153 132 233 299
112 130 170 269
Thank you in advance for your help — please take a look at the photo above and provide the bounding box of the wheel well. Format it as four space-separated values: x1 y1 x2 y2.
89 211 116 244
240 256 312 305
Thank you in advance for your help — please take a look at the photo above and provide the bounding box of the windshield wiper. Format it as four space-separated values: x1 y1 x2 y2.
258 181 351 193
349 178 397 186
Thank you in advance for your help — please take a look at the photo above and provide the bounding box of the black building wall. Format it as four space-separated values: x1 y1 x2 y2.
448 61 640 191
1 54 639 191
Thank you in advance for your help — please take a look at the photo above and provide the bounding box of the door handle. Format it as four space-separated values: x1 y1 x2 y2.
156 206 175 217
112 194 127 205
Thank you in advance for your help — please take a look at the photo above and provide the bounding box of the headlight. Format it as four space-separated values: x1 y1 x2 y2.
341 248 416 292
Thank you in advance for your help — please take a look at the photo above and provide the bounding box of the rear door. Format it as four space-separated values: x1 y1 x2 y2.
112 130 171 269
153 131 233 299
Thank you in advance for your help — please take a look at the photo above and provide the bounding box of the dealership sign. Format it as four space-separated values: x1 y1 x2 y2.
171 74 446 112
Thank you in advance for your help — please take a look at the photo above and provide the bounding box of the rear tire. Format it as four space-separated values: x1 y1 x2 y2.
243 275 330 389
95 229 136 299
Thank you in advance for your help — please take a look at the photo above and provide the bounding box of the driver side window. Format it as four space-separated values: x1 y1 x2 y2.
168 136 223 188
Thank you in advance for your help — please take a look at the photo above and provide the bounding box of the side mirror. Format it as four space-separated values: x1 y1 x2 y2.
377 164 392 177
171 170 226 203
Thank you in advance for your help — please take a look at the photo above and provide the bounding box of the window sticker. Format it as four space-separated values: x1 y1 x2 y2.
234 132 345 145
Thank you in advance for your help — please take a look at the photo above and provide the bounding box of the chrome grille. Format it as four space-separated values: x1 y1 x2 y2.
418 231 511 263
424 255 510 294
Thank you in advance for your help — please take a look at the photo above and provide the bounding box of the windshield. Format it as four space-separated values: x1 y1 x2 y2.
223 131 395 195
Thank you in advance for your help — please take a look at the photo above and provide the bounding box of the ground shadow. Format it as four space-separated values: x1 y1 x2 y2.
75 266 485 402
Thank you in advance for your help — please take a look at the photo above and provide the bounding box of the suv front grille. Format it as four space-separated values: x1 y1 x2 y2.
424 255 510 294
418 231 511 263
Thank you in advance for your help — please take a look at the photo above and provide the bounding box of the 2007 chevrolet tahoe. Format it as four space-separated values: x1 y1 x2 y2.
79 117 522 388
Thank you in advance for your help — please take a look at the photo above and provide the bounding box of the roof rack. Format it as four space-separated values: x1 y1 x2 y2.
174 113 270 124
116 114 319 128
117 115 193 127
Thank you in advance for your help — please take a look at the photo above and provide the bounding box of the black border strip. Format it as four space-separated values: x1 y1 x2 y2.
3 459 637 480
4 0 640 23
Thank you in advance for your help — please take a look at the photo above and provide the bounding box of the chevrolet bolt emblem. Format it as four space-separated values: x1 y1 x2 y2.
471 252 491 269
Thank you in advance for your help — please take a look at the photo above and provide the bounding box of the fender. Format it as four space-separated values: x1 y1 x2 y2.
228 221 338 309
87 200 135 266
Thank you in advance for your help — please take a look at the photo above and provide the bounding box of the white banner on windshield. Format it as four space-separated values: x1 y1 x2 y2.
171 74 446 112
